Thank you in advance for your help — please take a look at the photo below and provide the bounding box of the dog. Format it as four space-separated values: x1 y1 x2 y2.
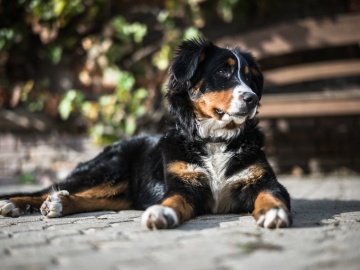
0 38 291 229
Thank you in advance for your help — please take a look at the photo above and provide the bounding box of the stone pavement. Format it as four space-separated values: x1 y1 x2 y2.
0 177 359 270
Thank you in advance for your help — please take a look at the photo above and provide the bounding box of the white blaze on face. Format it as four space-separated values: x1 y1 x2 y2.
229 50 258 119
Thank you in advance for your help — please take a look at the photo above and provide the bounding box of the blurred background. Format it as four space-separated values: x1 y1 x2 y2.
0 0 359 185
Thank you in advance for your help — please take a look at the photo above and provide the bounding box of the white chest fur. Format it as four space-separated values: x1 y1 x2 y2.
203 143 232 186
202 143 238 213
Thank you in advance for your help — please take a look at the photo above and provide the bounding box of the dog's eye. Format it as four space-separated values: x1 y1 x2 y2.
217 68 231 78
214 108 225 116
244 67 251 83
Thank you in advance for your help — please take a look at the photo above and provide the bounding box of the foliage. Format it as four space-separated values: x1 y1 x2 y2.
18 171 36 185
0 0 274 144
59 70 148 145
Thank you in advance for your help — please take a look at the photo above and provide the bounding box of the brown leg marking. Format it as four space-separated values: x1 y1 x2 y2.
59 196 131 216
75 182 129 198
9 195 49 213
253 191 290 228
41 182 131 217
64 182 131 215
161 194 193 223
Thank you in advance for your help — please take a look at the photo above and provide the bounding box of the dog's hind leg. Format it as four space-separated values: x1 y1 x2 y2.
0 181 132 218
0 191 50 217
1 144 132 218
1 136 159 218
40 182 132 218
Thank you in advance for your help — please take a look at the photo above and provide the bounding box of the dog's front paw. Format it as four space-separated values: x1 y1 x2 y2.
40 190 69 218
141 205 179 230
0 200 21 217
256 207 291 229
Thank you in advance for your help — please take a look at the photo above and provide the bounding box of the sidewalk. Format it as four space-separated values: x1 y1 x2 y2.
1 177 360 270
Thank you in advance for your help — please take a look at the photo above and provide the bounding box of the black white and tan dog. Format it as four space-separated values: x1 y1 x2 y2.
0 38 291 229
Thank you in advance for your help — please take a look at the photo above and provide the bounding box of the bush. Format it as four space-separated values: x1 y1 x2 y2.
0 0 254 144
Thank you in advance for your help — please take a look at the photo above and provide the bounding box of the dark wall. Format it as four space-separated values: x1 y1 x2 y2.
261 115 360 176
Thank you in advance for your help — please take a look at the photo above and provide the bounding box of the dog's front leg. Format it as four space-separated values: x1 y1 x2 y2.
252 191 292 229
141 194 192 230
141 161 211 230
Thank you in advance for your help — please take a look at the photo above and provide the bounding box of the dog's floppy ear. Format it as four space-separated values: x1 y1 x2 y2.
166 38 212 138
170 38 213 83
242 52 264 99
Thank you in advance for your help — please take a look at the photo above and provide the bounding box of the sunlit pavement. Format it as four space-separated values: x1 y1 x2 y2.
1 177 359 270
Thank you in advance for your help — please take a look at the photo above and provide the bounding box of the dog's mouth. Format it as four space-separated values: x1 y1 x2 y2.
214 109 248 118
218 107 256 123
224 120 243 130
228 112 249 118
196 114 247 139
221 114 247 131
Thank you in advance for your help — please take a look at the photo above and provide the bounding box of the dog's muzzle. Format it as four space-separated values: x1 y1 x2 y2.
228 87 259 119
242 92 259 110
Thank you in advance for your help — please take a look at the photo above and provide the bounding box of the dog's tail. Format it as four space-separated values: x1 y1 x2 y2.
0 186 53 200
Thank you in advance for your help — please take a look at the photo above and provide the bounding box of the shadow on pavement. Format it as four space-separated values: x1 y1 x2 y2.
177 198 360 230
291 198 360 228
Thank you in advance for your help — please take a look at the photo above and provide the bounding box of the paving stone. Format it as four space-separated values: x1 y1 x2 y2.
97 210 143 220
6 241 93 258
53 249 151 269
0 232 49 250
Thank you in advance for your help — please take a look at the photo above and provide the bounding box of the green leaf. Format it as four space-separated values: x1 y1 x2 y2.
124 116 136 135
152 45 170 70
134 106 146 117
183 27 201 40
53 0 66 16
117 71 135 91
48 45 63 64
99 95 113 106
58 99 72 120
58 90 84 119
131 23 147 43
134 88 148 100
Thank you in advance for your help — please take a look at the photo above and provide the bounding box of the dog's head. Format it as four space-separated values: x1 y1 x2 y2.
167 38 263 140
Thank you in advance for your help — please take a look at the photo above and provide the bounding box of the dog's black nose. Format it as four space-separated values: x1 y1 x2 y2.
242 92 258 110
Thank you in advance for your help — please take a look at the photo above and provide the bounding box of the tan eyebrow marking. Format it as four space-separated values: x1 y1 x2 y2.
228 58 236 66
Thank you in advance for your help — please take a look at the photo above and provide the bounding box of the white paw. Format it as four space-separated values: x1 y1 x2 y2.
257 207 290 229
141 205 179 230
0 200 21 217
40 190 69 218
